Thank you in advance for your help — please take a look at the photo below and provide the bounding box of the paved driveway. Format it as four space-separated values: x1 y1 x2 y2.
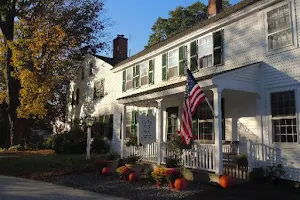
0 175 127 200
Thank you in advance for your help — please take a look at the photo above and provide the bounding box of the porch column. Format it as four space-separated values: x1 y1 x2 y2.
212 88 223 175
156 98 163 164
121 104 127 159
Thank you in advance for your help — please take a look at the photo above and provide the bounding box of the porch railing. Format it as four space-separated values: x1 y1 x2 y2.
124 142 157 163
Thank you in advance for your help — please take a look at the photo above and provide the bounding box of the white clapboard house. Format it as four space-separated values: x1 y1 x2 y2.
66 0 300 181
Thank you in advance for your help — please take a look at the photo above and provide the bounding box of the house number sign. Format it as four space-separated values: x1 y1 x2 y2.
138 113 156 145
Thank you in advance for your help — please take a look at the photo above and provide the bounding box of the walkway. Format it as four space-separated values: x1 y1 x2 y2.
0 175 127 200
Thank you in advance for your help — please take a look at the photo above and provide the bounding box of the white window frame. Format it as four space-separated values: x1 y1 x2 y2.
198 33 213 69
126 67 133 90
139 61 148 86
167 48 179 79
94 79 105 99
267 86 300 147
264 0 297 55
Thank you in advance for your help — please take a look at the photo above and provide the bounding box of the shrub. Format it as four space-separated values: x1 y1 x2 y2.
126 155 140 164
91 134 110 154
105 151 119 161
165 156 180 168
8 144 23 151
43 136 56 150
265 164 285 183
23 131 46 150
125 136 138 147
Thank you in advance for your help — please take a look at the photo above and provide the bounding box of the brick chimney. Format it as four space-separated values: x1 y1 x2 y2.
208 0 222 17
113 34 128 64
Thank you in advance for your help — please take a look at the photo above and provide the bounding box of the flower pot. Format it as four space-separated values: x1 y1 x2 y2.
105 160 119 172
125 163 143 178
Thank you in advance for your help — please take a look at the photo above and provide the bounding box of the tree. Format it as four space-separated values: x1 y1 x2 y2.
146 1 231 47
0 0 109 146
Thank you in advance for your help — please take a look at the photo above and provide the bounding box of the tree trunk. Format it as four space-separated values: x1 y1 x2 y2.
3 11 19 147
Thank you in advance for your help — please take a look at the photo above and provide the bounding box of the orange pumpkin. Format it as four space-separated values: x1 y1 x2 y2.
219 175 232 188
102 167 111 176
174 178 187 190
129 172 137 182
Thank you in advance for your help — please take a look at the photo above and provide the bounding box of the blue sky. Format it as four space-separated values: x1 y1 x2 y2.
104 0 240 57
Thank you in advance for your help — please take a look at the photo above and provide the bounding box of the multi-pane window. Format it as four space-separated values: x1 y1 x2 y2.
93 115 113 140
168 49 179 78
140 62 148 86
126 111 138 138
198 34 213 69
166 107 179 140
271 91 297 143
126 68 133 90
94 79 104 99
193 100 214 141
267 4 293 50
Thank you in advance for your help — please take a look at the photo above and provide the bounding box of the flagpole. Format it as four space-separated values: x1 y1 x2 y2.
204 97 216 117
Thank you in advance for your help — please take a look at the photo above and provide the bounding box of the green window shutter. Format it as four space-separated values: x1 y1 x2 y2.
190 41 198 72
162 53 167 81
135 65 140 88
179 46 187 76
122 70 126 92
149 59 154 84
133 66 136 88
213 30 224 66
192 119 198 138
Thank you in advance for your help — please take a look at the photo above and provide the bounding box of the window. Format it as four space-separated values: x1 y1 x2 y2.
133 65 140 88
168 49 179 79
198 34 213 69
89 62 93 75
81 68 84 80
267 4 293 50
140 62 148 86
126 111 138 138
271 91 297 143
75 88 79 105
166 107 178 140
93 114 113 140
94 79 104 99
126 68 133 90
192 100 214 141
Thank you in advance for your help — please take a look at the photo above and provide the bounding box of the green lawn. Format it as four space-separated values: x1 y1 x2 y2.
0 154 104 180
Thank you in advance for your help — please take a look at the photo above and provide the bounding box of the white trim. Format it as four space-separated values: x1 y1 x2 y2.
264 0 298 56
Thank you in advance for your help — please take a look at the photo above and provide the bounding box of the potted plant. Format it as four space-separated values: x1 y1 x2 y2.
165 168 180 188
104 152 119 172
116 166 132 180
125 155 143 177
151 167 166 187
165 156 181 171
265 164 285 185
237 154 248 169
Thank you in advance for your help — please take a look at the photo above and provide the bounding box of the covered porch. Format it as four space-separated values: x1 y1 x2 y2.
118 63 263 175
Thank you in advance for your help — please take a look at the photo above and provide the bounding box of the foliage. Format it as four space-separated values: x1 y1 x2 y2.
237 154 248 168
8 144 23 151
91 134 110 154
23 131 47 150
151 167 166 183
146 1 231 47
125 136 138 146
126 155 141 164
265 164 285 182
165 168 180 183
116 166 131 176
43 136 56 150
0 0 110 146
165 156 180 168
167 134 193 154
104 152 119 161
250 167 265 182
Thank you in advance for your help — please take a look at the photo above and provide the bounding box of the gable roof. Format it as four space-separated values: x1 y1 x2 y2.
92 54 116 66
114 0 264 68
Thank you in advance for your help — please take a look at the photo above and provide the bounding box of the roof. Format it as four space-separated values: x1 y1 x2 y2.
92 54 116 66
114 0 264 68
117 62 262 100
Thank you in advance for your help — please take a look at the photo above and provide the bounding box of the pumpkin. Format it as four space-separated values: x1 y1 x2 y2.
102 167 111 176
129 172 137 182
174 178 187 190
219 175 232 188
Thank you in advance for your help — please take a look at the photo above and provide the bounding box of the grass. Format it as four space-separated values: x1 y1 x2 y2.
0 153 105 180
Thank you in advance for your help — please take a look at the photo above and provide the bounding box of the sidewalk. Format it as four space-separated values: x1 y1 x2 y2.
0 175 127 200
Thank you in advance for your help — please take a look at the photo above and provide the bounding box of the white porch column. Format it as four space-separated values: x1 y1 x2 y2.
156 99 163 164
212 88 223 175
121 104 127 159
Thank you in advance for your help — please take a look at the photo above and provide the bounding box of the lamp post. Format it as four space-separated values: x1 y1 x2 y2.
85 116 94 159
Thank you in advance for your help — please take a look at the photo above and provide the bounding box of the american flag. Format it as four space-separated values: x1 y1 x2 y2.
178 68 206 144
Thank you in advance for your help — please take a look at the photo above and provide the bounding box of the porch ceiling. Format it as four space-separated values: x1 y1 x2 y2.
117 62 262 105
